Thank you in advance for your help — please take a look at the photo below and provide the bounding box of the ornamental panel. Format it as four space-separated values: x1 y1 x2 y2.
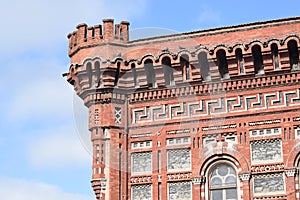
131 152 152 174
167 148 191 171
168 182 192 200
253 173 285 195
131 184 152 200
250 139 283 164
250 127 281 137
167 137 191 146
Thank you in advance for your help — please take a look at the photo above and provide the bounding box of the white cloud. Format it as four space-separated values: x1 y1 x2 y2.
0 177 93 200
27 125 92 168
0 0 148 54
4 56 73 123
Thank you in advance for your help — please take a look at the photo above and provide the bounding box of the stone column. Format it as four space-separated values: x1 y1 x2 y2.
239 172 251 200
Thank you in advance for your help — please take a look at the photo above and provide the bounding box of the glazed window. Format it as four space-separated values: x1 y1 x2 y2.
216 49 230 79
209 163 237 200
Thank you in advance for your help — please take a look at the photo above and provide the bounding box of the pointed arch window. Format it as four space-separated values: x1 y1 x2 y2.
235 48 244 74
95 61 102 87
209 163 237 200
198 52 210 81
252 45 264 75
216 49 230 79
162 57 174 86
180 55 191 80
271 43 280 70
144 59 156 88
86 62 93 88
288 40 299 70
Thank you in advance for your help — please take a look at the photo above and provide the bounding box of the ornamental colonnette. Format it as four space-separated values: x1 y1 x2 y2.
64 17 300 200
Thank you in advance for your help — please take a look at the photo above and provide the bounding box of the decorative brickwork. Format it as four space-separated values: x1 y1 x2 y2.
64 17 300 200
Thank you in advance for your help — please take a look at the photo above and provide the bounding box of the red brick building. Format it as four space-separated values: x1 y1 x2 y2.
64 17 300 200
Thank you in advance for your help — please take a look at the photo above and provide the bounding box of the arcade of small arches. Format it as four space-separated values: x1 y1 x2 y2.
68 36 300 90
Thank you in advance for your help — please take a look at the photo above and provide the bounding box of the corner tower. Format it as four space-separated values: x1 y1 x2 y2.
65 19 130 200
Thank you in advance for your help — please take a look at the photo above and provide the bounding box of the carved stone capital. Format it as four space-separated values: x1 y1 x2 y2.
99 178 107 192
285 168 297 177
239 172 251 181
192 176 205 184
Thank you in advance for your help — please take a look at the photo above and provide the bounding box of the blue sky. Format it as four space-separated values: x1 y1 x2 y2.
0 0 299 199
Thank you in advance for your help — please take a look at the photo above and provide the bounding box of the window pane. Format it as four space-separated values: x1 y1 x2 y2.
225 176 236 184
226 188 237 199
218 165 228 176
211 177 222 185
211 190 222 200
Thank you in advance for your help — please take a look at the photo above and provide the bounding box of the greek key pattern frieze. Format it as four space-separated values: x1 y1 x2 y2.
132 89 300 124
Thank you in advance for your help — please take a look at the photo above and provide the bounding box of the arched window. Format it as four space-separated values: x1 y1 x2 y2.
216 50 230 79
114 62 121 86
288 40 299 70
86 62 93 88
209 163 237 200
95 61 102 87
131 63 139 88
198 52 210 81
235 48 244 74
144 59 156 87
271 44 280 70
180 55 190 80
162 57 174 86
252 45 264 75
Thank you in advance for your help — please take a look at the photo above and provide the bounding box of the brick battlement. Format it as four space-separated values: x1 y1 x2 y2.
67 19 129 56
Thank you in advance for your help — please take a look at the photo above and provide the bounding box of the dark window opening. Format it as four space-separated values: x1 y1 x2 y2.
95 61 101 87
180 55 190 80
114 62 121 86
162 57 174 86
252 45 264 75
86 62 93 88
271 44 280 70
288 40 299 70
235 48 244 74
198 52 210 81
131 63 138 87
217 49 230 79
144 59 156 87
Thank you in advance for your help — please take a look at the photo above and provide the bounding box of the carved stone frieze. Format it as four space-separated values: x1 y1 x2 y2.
131 184 152 200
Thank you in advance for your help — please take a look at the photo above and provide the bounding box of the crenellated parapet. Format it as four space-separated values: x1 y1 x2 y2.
65 34 300 102
67 19 130 56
